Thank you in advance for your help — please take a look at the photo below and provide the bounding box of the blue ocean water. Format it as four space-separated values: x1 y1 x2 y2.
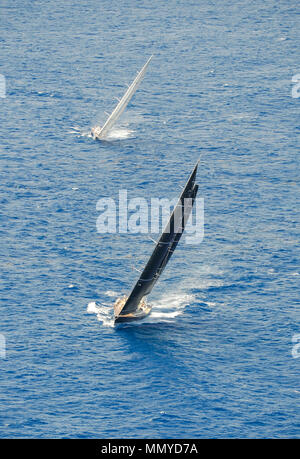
0 0 299 439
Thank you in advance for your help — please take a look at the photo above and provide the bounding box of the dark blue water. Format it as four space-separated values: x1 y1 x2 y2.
1 0 299 439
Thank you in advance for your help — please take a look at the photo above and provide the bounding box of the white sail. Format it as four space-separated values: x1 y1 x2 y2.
91 55 153 140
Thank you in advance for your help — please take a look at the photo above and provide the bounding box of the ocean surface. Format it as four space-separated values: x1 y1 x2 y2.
0 0 299 439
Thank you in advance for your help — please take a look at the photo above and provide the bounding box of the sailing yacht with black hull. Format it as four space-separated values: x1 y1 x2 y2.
114 161 199 324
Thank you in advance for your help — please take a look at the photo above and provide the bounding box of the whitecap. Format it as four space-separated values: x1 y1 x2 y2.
104 290 118 297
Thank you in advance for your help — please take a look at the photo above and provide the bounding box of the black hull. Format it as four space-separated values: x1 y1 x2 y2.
115 306 152 324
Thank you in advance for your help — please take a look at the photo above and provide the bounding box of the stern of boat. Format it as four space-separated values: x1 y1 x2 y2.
91 126 102 140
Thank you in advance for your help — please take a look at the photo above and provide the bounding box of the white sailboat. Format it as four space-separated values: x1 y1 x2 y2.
91 55 153 140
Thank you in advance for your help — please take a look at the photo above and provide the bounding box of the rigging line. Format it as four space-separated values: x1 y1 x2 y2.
131 265 142 273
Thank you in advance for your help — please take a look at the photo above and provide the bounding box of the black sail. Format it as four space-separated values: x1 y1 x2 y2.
118 162 199 315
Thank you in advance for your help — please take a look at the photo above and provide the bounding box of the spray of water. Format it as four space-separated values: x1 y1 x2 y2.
87 291 194 328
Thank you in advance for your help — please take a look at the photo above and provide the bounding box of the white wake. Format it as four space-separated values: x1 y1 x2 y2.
86 292 194 328
68 125 134 141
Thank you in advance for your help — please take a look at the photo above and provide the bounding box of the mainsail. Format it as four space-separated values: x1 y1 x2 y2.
92 55 153 140
117 161 199 317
